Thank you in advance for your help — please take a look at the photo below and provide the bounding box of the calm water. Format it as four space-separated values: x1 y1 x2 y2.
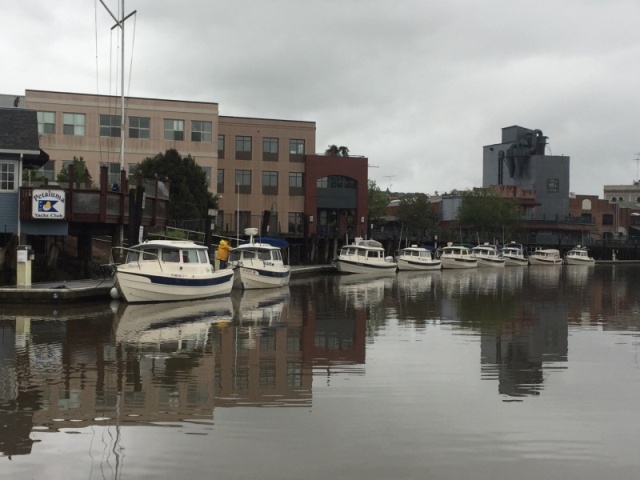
1 265 640 480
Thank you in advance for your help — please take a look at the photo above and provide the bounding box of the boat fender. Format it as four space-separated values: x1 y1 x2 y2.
110 287 121 300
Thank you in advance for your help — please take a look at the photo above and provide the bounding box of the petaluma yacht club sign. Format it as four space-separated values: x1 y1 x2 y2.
32 189 66 219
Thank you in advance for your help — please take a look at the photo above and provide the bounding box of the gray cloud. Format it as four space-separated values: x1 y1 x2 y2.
4 0 640 195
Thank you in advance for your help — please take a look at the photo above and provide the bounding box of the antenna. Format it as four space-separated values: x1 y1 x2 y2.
636 153 640 183
383 175 396 191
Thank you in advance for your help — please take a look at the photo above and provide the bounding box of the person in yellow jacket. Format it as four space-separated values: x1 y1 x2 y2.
215 239 232 269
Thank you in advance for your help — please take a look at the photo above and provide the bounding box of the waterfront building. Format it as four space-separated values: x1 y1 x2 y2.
9 90 368 238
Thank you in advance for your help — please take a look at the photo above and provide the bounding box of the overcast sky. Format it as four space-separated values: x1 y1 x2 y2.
3 0 640 197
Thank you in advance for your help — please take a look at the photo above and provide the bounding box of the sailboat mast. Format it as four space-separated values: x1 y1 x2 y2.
119 0 125 171
99 0 136 171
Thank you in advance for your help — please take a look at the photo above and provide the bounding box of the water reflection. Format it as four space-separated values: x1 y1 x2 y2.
2 266 640 468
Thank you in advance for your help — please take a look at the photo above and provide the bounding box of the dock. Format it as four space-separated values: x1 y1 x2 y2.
0 265 337 304
0 277 116 304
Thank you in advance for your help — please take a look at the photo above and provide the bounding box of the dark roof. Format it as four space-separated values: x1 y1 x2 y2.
0 107 48 167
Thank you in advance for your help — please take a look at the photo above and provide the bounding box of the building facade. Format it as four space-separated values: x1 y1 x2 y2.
15 89 369 238
483 126 570 221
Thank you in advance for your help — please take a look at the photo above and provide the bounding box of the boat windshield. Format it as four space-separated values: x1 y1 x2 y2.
161 248 180 263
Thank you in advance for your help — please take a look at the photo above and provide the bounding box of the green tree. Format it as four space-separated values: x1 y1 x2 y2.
136 149 214 221
56 156 93 188
368 180 388 226
397 193 438 242
325 145 350 157
456 188 521 242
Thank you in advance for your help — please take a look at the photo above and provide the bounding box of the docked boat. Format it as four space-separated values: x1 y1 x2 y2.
228 228 291 290
440 244 478 269
528 248 563 266
564 245 595 265
113 240 234 303
334 237 397 274
396 245 441 271
502 242 528 266
472 243 505 268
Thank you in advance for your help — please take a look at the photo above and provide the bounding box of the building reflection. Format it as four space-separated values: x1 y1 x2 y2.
0 279 370 457
2 266 640 456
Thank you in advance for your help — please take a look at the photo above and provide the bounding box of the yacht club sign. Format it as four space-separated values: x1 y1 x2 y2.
32 189 66 219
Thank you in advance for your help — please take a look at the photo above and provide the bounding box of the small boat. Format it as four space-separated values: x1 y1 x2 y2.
228 228 291 290
472 243 505 268
502 242 528 266
396 245 441 271
334 237 397 274
113 240 234 303
440 244 478 269
564 245 595 265
528 248 563 266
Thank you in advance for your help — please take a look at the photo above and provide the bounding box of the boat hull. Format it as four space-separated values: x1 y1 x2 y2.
475 257 505 268
441 257 478 269
233 266 291 290
504 255 528 267
116 268 234 303
528 257 563 266
565 257 595 266
396 258 441 271
335 258 398 274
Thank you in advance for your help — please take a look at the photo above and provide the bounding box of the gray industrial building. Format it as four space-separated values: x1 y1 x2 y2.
483 126 570 221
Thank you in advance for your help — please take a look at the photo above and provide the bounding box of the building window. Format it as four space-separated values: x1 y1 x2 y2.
218 135 225 159
217 168 224 193
317 175 356 189
0 162 16 191
289 172 304 196
128 163 138 184
288 212 304 234
39 160 56 182
107 162 121 186
201 166 212 187
289 139 304 162
164 119 185 141
611 197 617 202
235 136 252 160
262 171 278 195
235 169 251 194
100 115 121 137
602 214 613 225
191 120 212 142
263 137 279 161
63 113 85 136
581 199 591 210
129 116 150 139
37 111 55 134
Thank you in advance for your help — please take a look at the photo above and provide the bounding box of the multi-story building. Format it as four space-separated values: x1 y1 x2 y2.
483 125 570 221
18 89 369 239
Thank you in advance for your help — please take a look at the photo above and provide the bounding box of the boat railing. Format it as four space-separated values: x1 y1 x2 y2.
110 246 165 273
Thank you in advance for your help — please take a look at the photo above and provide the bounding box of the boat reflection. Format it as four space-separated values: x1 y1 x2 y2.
113 296 234 346
527 265 562 287
230 287 290 326
564 264 595 287
335 273 393 308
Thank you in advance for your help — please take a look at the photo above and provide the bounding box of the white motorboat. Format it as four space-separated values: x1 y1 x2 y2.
113 240 234 303
502 242 528 266
334 237 397 274
228 228 291 290
564 246 595 265
472 243 505 268
440 244 478 269
396 245 441 271
528 248 563 266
